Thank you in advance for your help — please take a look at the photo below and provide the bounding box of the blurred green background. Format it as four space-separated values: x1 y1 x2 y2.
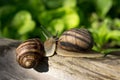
0 0 120 54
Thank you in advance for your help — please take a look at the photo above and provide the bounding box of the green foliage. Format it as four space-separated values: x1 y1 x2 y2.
0 0 120 54
89 14 120 54
12 11 35 35
94 0 113 18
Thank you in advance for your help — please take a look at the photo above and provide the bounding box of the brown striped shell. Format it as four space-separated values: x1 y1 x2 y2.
57 28 94 52
16 38 44 68
54 28 103 58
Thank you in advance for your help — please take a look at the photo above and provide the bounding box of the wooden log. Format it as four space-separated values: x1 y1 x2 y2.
0 38 120 80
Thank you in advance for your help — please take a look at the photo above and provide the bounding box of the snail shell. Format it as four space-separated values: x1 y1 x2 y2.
44 28 103 58
16 38 44 68
57 28 93 52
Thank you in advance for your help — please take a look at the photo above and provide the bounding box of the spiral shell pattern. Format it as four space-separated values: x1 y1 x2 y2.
16 38 44 68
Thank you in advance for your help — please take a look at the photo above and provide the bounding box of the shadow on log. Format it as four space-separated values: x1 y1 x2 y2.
0 38 120 80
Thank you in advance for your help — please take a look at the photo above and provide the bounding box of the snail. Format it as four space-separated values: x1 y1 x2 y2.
16 38 44 68
44 28 103 58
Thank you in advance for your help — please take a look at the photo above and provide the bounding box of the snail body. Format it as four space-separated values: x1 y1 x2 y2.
44 37 56 57
16 38 44 68
44 28 103 58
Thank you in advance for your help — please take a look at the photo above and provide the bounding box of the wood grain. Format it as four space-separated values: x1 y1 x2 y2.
0 38 120 80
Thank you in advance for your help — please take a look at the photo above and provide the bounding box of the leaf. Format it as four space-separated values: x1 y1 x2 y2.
12 10 32 29
12 10 36 35
63 0 77 8
43 0 63 9
18 20 35 35
106 30 120 40
38 11 52 25
95 0 113 18
114 18 120 29
98 22 109 46
48 19 65 35
63 9 80 29
101 48 120 55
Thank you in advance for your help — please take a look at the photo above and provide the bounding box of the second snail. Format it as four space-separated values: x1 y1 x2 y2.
44 28 103 57
16 28 103 68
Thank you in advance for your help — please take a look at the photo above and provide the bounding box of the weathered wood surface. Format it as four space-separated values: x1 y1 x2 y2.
0 38 120 80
